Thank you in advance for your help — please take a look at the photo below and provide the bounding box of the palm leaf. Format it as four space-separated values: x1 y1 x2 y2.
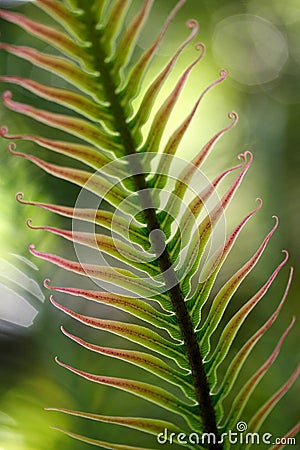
1 1 298 449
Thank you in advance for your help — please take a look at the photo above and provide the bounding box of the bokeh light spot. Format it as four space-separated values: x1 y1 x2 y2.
212 14 289 85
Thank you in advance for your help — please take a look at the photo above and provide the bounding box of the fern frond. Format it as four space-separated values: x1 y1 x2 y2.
1 1 298 449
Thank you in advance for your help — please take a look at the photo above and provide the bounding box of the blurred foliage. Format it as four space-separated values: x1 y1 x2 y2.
0 0 299 449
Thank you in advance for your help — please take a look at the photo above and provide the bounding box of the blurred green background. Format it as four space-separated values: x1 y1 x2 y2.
0 0 299 449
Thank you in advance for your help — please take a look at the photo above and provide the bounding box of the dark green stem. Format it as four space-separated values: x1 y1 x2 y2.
79 3 222 448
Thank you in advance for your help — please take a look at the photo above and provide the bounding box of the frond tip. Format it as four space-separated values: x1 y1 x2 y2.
1 0 298 448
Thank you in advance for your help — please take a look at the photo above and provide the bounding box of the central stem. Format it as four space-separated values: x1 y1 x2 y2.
79 3 222 448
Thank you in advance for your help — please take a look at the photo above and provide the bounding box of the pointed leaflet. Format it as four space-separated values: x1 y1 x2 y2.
55 358 199 429
44 279 180 340
150 69 227 190
269 423 300 450
159 112 238 231
50 296 186 367
4 128 136 192
223 318 295 432
50 427 154 450
168 158 244 261
111 0 154 83
206 251 289 389
139 45 205 155
60 327 194 400
35 0 86 42
130 18 199 136
1 127 114 171
47 409 191 448
199 216 279 357
100 0 131 57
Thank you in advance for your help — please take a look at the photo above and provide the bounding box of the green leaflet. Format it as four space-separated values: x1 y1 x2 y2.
0 76 111 122
270 424 300 450
55 358 200 430
16 190 150 246
36 0 87 42
50 297 187 368
138 46 205 155
43 280 180 339
0 43 102 97
0 8 91 67
188 198 263 327
3 91 118 150
243 363 300 450
222 317 295 433
50 427 156 450
120 0 188 104
1 0 298 448
213 268 294 421
60 327 195 400
27 221 160 277
205 251 289 389
129 17 198 138
198 216 279 357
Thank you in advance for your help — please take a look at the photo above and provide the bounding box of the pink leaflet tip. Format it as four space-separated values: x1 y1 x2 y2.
43 278 52 289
